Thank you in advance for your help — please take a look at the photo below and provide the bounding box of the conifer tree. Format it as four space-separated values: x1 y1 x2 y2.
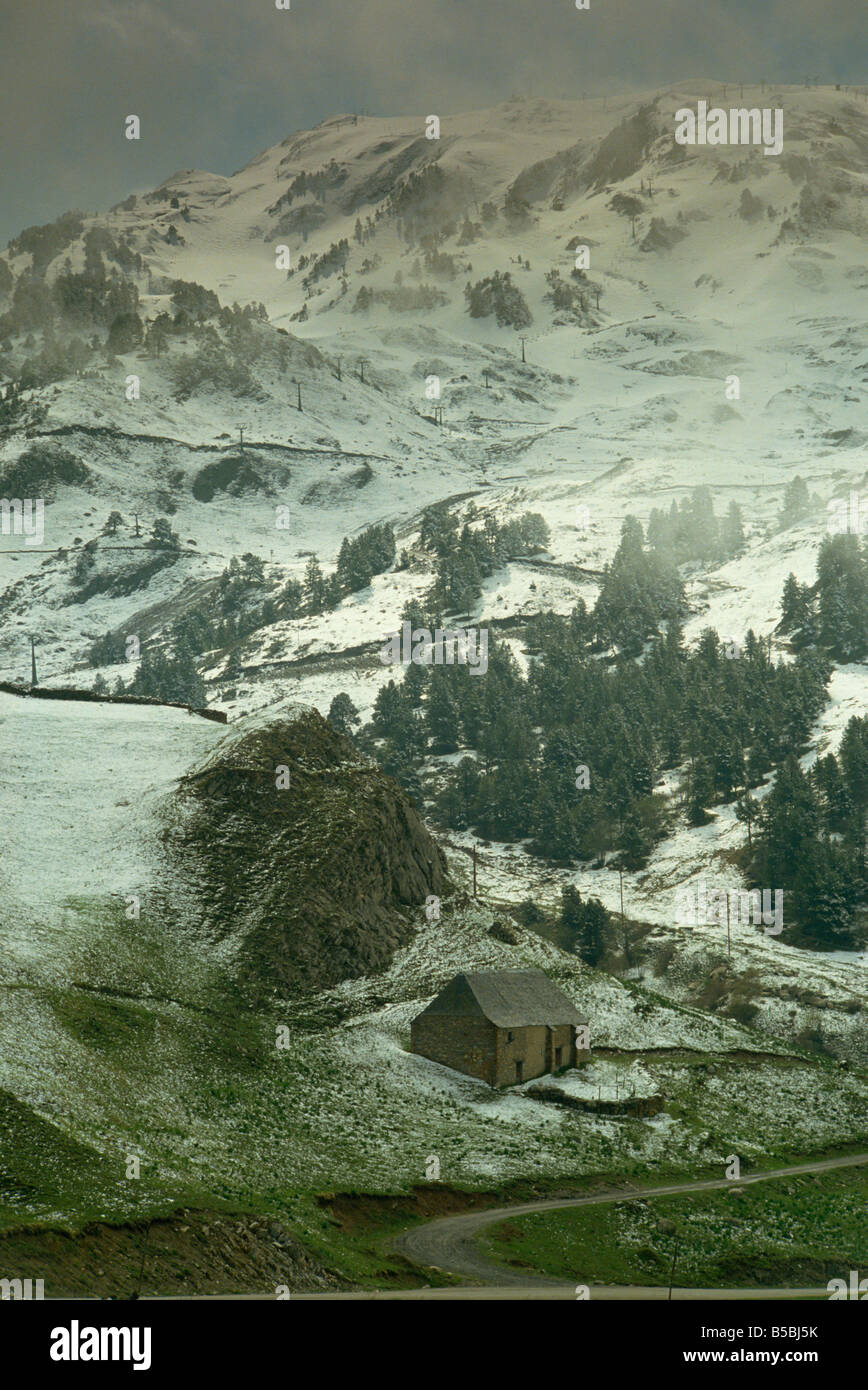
426 669 461 753
303 557 327 614
327 692 360 738
687 757 715 826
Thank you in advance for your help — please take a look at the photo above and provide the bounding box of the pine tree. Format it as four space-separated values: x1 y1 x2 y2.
617 811 649 869
145 318 169 358
148 516 178 549
735 790 759 849
577 898 609 966
327 692 361 737
426 669 461 752
756 754 818 887
335 538 351 590
779 475 810 527
303 557 327 614
687 757 715 826
779 574 808 634
223 649 243 681
531 785 577 863
402 662 428 707
561 886 607 966
560 884 584 934
371 680 405 740
816 534 868 661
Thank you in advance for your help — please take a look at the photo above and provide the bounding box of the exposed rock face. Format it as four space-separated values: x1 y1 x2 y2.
164 705 448 997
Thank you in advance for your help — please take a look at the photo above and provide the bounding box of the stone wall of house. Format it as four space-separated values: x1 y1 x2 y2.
494 1023 582 1087
411 1016 590 1089
410 1014 496 1086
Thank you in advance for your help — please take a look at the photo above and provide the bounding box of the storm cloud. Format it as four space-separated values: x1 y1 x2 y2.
0 0 864 244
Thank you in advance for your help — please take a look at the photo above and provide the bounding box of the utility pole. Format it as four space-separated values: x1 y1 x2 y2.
296 381 302 411
726 892 732 959
335 356 342 382
483 369 490 389
519 336 527 363
239 425 244 453
131 1222 151 1301
472 844 478 898
133 513 141 538
30 635 37 687
358 358 369 384
668 1230 680 1301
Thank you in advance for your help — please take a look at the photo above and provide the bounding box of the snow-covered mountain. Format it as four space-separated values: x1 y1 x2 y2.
1 81 866 1044
2 82 868 1281
2 83 867 632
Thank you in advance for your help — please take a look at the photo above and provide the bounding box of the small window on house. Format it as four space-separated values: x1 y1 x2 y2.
507 1031 514 1042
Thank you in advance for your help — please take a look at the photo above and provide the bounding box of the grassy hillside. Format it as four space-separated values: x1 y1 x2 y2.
479 1167 868 1289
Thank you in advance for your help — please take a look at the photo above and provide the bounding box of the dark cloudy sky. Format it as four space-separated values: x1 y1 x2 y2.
0 0 865 245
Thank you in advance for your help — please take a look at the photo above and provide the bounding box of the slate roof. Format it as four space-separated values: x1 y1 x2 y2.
418 969 586 1029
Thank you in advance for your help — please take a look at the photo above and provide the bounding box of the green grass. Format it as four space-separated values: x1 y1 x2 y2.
0 1089 209 1234
478 1167 868 1288
3 886 868 1289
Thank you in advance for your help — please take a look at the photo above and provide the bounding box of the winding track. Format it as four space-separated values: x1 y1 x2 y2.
393 1151 868 1293
143 1154 868 1300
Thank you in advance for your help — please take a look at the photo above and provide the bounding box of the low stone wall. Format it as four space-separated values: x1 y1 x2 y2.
529 1085 665 1118
0 681 227 723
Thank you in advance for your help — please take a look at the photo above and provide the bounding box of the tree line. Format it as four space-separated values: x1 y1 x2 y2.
336 504 863 948
741 718 867 948
779 532 868 663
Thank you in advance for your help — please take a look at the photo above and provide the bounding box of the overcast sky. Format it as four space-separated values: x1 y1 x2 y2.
1 0 865 246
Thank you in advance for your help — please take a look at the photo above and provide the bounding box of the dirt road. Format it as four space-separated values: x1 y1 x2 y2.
393 1151 868 1291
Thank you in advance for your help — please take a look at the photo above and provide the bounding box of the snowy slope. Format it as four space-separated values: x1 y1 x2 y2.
0 690 224 980
1 82 865 1063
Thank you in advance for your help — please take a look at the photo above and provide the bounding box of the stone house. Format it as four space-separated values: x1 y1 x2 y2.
410 969 589 1088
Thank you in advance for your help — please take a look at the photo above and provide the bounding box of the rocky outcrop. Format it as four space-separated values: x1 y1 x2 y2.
163 705 449 997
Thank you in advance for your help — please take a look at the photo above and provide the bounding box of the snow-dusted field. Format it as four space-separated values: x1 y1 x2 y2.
0 83 866 1224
